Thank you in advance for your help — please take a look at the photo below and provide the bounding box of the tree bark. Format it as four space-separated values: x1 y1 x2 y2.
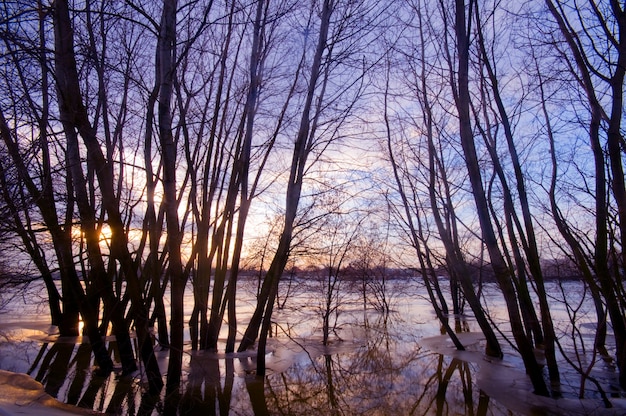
52 0 163 393
238 1 334 365
453 0 549 396
155 0 186 393
546 0 626 389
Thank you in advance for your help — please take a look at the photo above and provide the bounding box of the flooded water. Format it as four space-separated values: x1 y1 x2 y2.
0 278 625 415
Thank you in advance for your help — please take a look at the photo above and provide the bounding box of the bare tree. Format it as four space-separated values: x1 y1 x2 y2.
0 2 64 329
451 0 548 396
385 0 502 358
472 0 559 386
543 0 626 389
51 0 163 393
237 0 380 375
0 0 83 338
236 2 337 365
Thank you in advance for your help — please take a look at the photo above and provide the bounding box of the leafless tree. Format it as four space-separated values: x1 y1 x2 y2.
237 0 383 376
542 0 626 389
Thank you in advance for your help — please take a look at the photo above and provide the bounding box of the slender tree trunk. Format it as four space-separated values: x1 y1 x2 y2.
238 0 334 364
52 0 163 393
2 124 81 340
192 0 237 352
156 0 186 393
221 0 267 354
453 0 548 396
473 77 545 348
605 1 626 389
473 4 559 385
546 0 626 389
414 18 503 354
64 124 138 374
142 81 170 348
0 160 64 327
384 60 466 351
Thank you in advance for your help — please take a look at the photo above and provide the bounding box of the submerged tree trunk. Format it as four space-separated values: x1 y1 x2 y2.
3 156 74 342
141 79 169 349
604 1 626 389
0 160 63 327
220 0 267 354
473 2 559 386
384 65 465 352
52 0 163 393
63 120 137 374
238 2 334 373
0 5 63 329
402 3 503 356
156 0 187 393
453 0 549 396
545 0 626 389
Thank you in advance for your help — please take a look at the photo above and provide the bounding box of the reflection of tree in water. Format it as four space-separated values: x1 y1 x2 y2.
22 313 506 415
32 341 75 398
263 315 507 415
173 353 235 415
27 340 150 415
26 339 271 415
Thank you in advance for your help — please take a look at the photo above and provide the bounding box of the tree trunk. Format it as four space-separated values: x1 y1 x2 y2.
546 0 626 389
238 0 334 363
52 0 163 393
605 1 626 389
156 0 186 393
473 3 559 384
453 0 548 396
63 120 137 374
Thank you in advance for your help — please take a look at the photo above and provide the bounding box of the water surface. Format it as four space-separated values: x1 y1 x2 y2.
0 278 624 415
